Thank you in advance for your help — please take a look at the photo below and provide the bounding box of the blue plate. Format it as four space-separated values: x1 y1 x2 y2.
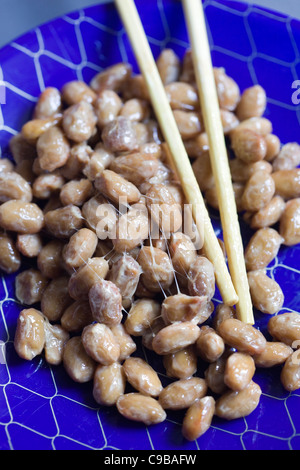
0 0 300 451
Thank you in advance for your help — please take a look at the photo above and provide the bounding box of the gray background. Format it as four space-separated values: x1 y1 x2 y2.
0 0 300 49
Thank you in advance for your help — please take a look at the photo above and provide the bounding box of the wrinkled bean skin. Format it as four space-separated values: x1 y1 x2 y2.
161 294 208 325
196 326 225 363
250 196 285 230
9 133 36 164
146 183 182 235
101 116 138 153
110 324 137 361
218 318 266 355
60 178 94 207
62 101 97 143
231 129 267 164
182 396 215 441
142 317 166 351
272 142 300 171
241 170 275 212
112 203 148 253
127 119 148 150
247 270 284 315
14 308 45 361
68 257 109 300
280 350 300 391
95 169 141 205
60 300 94 333
44 321 69 366
0 233 21 273
62 228 98 271
22 115 62 144
116 393 166 426
15 268 48 305
63 336 96 383
229 158 272 184
139 160 172 193
268 312 300 347
165 82 199 111
44 205 83 239
272 169 300 200
215 381 262 420
214 67 240 111
132 120 152 146
158 377 207 410
279 198 300 246
192 152 214 192
37 240 65 279
94 89 123 128
0 200 44 234
220 109 239 135
204 355 228 395
82 194 113 232
90 62 132 93
265 133 281 161
60 142 92 180
110 152 159 187
119 98 149 121
95 201 119 243
156 48 180 85
140 141 161 159
187 256 215 301
224 352 255 391
231 117 272 136
34 87 62 119
41 276 72 322
37 126 70 172
83 147 114 181
163 346 197 380
212 303 236 333
173 110 202 140
184 133 209 159
244 228 283 271
61 80 97 106
253 341 293 368
138 246 174 293
107 254 142 306
88 279 123 327
0 171 32 202
93 362 126 406
123 357 163 397
81 323 120 365
169 232 197 288
124 298 161 337
235 85 266 121
152 321 201 355
33 173 65 200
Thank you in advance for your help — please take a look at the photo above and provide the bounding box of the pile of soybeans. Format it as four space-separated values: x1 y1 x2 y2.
1 48 299 441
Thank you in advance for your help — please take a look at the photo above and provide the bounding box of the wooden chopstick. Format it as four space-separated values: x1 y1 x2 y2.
115 0 238 307
182 0 254 324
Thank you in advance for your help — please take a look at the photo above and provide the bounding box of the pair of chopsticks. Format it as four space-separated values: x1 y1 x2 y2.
115 0 254 325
